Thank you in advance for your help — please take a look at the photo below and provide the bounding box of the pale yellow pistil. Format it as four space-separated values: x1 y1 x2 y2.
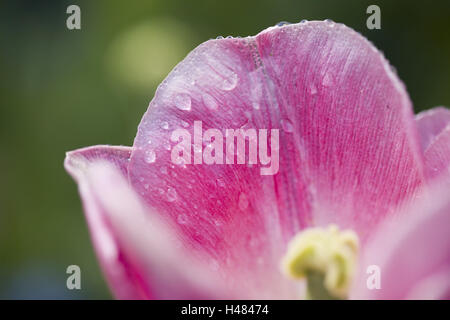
281 225 359 300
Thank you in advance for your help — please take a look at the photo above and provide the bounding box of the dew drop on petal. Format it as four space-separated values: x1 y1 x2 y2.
324 19 335 27
166 187 178 202
160 166 168 175
280 119 294 133
181 120 189 128
164 141 171 151
174 93 192 111
161 121 169 130
238 192 249 210
310 83 318 95
322 72 334 87
216 178 226 188
390 65 398 75
193 143 202 154
144 150 156 163
220 72 238 91
202 93 219 110
177 214 188 225
276 21 290 27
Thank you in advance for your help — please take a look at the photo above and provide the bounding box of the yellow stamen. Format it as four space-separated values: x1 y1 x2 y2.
281 225 359 299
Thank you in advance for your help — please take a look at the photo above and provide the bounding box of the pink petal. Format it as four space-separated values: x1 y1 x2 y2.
127 20 425 294
65 145 227 299
415 107 450 151
424 125 450 180
65 145 147 299
351 178 450 299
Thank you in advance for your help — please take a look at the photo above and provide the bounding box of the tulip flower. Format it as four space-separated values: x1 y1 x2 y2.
65 21 450 299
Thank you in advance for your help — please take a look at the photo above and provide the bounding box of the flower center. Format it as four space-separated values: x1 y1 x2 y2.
281 225 359 300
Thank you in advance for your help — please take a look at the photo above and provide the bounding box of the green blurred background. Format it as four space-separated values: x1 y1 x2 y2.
0 0 449 299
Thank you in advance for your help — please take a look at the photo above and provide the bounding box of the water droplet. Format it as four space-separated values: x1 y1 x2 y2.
161 121 169 130
164 142 171 151
174 157 187 166
238 193 249 210
252 102 260 110
144 184 149 190
300 19 308 24
144 150 156 163
202 93 218 110
324 19 335 26
310 83 318 95
226 35 233 39
216 36 224 39
160 166 168 175
216 178 226 188
174 93 191 111
181 120 189 128
276 21 290 27
280 119 294 133
177 214 188 224
321 72 334 87
240 120 252 131
193 143 202 154
167 188 178 202
390 65 398 75
147 138 152 144
220 72 238 91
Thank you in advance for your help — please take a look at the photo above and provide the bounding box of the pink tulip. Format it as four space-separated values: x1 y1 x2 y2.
65 21 450 300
